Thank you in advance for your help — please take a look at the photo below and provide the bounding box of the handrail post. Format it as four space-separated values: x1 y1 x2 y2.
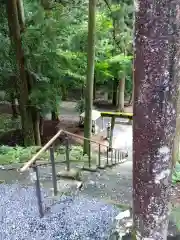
111 148 113 165
106 146 109 166
65 136 70 171
20 129 110 173
120 151 122 162
98 144 101 167
49 146 58 196
32 162 43 218
88 139 91 168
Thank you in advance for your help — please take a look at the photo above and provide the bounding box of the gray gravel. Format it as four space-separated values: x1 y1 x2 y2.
0 184 119 240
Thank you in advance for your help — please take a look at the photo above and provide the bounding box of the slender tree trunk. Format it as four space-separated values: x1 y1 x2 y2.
117 77 125 111
17 0 25 31
61 85 67 100
10 93 18 119
83 0 96 156
7 1 35 146
112 78 118 106
172 88 180 167
40 116 44 136
32 110 41 146
133 0 180 238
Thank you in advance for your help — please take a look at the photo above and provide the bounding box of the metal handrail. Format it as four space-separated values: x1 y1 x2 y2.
20 129 120 172
19 129 127 218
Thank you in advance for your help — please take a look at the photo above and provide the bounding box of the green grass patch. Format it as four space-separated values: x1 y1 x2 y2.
0 145 99 166
0 145 43 165
0 145 68 165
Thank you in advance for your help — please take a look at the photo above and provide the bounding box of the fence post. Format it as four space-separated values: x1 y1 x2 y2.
49 146 58 196
88 139 91 168
106 146 109 166
32 163 43 218
111 148 113 165
118 150 120 163
114 149 117 165
98 144 101 167
65 136 70 171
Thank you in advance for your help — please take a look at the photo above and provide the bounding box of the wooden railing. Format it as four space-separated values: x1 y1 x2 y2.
19 129 127 217
20 129 113 172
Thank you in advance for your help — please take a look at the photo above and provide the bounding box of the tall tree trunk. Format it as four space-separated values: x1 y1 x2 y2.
51 101 60 121
10 93 18 119
83 0 96 156
112 78 118 106
32 109 41 146
7 1 35 146
172 88 180 167
133 0 180 238
117 77 125 111
61 85 67 100
17 0 25 31
40 116 44 136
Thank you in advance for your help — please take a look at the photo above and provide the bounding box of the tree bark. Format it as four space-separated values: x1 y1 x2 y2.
6 0 35 146
10 93 18 119
61 85 67 100
83 0 96 156
32 109 41 146
40 116 44 136
133 0 180 238
112 78 118 106
172 88 180 167
117 77 125 111
17 0 25 31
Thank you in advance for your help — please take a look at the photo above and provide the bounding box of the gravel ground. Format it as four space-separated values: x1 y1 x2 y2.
0 184 119 240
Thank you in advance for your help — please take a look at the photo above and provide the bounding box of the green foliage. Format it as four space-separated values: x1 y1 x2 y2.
0 114 21 135
0 145 41 164
172 162 180 184
0 0 134 125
